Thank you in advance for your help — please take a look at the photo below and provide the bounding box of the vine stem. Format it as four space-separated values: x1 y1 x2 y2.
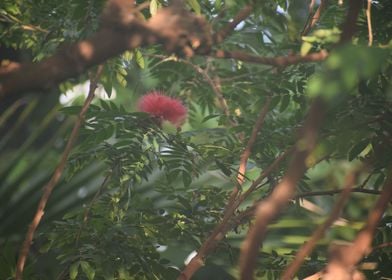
15 65 104 280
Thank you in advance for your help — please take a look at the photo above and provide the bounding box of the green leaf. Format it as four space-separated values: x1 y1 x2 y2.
134 49 145 69
279 94 290 112
69 262 80 280
80 261 95 280
150 0 159 15
60 106 83 115
102 78 113 98
300 41 313 56
348 139 369 161
122 51 133 62
186 0 201 14
116 72 127 87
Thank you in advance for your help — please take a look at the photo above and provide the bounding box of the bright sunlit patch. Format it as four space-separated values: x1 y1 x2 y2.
156 244 168 252
59 81 116 105
77 186 88 198
184 250 197 265
234 20 245 30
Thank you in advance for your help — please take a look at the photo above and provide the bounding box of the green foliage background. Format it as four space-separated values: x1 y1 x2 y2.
0 0 391 279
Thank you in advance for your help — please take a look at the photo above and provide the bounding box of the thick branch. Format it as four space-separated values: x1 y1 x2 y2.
239 98 325 280
0 1 211 99
15 65 103 280
339 0 362 44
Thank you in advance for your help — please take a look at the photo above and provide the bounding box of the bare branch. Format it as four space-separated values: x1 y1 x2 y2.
302 0 328 36
281 169 359 280
239 98 325 280
295 187 381 199
180 60 236 126
178 98 272 280
339 0 362 44
213 50 328 67
323 169 392 279
213 4 253 44
366 0 373 46
15 65 104 280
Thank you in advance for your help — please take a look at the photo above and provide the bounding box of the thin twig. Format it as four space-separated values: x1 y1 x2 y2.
372 242 392 251
181 59 236 126
366 0 373 46
177 97 272 280
239 98 325 280
295 187 381 199
213 49 328 68
75 172 112 246
281 169 360 280
213 4 253 44
15 65 104 280
301 0 328 36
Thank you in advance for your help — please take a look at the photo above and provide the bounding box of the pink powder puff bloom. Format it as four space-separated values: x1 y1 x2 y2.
137 91 187 127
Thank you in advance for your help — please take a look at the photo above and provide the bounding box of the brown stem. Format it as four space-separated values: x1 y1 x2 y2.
177 97 272 280
339 0 362 44
372 242 392 251
301 0 328 36
15 65 103 280
213 4 253 44
213 50 328 68
323 169 392 279
281 169 359 280
295 187 381 199
181 60 236 126
239 97 325 280
75 172 112 246
366 0 373 46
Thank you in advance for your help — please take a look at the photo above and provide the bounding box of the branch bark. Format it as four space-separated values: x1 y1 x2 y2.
322 169 392 280
177 97 272 280
281 169 359 280
213 50 328 67
213 4 253 44
0 0 211 99
301 0 328 36
15 65 104 280
239 98 325 280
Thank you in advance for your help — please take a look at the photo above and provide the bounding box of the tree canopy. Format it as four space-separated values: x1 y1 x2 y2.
0 0 391 279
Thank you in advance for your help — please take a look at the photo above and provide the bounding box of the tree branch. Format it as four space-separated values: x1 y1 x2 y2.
322 169 392 280
213 49 328 67
281 169 359 280
295 187 382 199
213 4 253 44
339 0 362 44
366 0 373 46
239 97 325 280
177 97 272 280
0 0 211 99
301 0 328 36
15 65 104 280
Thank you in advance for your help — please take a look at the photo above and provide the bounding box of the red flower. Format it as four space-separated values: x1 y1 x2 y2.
137 91 187 127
